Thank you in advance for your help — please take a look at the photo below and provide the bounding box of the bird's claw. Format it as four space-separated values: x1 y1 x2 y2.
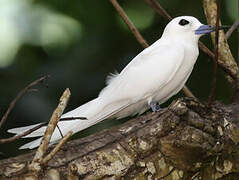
150 102 161 112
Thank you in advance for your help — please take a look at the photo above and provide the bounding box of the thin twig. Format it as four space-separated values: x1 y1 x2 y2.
191 171 200 180
238 2 239 65
182 86 198 101
0 117 86 144
0 75 49 129
56 117 87 138
0 123 47 144
208 0 220 107
56 116 88 138
42 130 73 165
56 124 64 138
60 117 87 121
199 41 236 80
238 27 239 66
109 0 196 99
144 0 172 20
110 0 148 48
29 88 71 172
225 19 239 40
198 41 214 59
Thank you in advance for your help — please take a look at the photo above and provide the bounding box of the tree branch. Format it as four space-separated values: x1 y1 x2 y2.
225 19 239 40
143 0 172 20
208 0 220 107
42 130 72 165
0 123 47 144
29 88 71 172
1 98 239 179
203 0 239 98
110 0 148 48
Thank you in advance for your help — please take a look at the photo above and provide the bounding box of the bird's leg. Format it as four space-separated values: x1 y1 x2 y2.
149 102 162 112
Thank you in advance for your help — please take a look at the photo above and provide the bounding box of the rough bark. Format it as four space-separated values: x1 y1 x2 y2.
203 0 238 78
203 0 239 95
1 98 239 179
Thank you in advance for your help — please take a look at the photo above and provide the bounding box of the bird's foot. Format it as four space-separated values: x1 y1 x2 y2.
150 102 162 112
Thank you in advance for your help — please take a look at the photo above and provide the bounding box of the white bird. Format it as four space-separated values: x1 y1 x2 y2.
8 16 221 149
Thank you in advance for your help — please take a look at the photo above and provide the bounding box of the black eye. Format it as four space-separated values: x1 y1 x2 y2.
179 19 189 26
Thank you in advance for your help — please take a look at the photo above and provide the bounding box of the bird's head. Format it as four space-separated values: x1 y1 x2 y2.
162 16 227 44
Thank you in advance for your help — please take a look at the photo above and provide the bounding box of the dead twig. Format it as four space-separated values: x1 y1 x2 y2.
0 116 86 144
182 86 198 101
28 88 71 172
238 0 239 66
203 0 239 96
208 0 220 107
0 123 47 144
56 117 87 138
198 41 214 59
225 19 239 40
199 40 236 81
60 117 87 121
109 0 148 48
109 0 196 99
56 124 64 138
42 130 72 165
144 0 172 20
238 1 239 66
234 4 239 101
238 25 239 66
0 75 49 129
1 88 76 173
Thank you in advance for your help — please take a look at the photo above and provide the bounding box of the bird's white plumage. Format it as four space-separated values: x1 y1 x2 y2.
8 16 205 149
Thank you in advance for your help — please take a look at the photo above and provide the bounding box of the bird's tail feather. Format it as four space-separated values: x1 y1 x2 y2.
8 97 130 149
19 138 43 150
7 123 44 135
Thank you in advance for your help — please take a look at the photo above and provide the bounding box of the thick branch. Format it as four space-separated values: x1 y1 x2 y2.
203 0 239 90
208 0 220 106
1 98 239 179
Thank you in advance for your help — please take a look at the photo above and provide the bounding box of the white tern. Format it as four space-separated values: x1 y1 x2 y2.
8 16 223 149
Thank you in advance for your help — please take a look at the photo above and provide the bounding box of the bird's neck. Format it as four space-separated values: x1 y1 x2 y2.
161 33 199 48
161 35 199 61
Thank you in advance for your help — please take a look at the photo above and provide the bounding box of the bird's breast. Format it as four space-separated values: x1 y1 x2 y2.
152 43 199 104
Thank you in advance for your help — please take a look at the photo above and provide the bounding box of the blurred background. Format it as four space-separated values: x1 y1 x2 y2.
0 0 238 158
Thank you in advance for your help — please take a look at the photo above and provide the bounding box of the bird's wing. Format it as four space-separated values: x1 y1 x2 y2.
100 41 185 101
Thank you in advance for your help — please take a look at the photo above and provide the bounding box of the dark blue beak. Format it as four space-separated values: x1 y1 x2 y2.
195 25 229 35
